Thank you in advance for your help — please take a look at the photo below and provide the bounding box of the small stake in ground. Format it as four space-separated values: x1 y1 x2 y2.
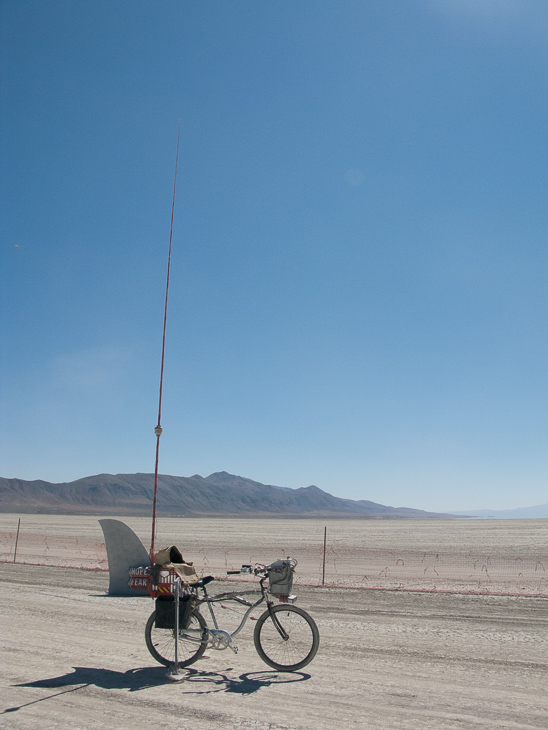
13 518 21 563
322 525 327 586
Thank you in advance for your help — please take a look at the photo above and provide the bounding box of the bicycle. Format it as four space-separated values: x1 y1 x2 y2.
144 558 320 672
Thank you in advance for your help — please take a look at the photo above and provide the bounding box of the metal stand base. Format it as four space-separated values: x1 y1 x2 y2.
166 668 186 681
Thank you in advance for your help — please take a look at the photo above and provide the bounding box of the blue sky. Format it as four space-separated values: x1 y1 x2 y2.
1 0 547 512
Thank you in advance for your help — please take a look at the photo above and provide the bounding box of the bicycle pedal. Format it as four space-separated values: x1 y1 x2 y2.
230 644 238 654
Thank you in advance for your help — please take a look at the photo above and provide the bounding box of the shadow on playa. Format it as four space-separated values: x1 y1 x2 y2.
6 665 311 713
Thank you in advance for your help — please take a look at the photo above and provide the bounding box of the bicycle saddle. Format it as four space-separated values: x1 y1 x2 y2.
196 575 215 587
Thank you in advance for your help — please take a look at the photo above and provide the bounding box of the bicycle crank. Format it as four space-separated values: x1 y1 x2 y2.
209 629 238 653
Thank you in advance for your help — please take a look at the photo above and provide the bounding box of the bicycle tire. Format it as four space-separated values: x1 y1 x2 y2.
253 604 319 672
145 608 208 668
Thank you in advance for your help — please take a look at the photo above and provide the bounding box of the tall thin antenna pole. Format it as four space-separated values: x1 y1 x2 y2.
150 120 181 561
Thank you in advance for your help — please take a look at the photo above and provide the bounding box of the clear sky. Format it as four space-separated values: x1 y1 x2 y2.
1 1 547 513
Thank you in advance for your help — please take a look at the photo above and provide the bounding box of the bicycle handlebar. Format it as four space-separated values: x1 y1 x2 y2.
225 558 297 577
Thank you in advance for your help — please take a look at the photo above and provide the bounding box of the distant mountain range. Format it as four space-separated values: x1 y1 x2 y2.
450 505 548 519
0 471 458 519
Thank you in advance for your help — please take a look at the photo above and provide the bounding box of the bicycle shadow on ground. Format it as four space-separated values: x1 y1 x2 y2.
5 665 311 713
178 667 311 695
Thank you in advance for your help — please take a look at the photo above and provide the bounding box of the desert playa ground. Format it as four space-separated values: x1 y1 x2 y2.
1 515 547 594
1 517 547 729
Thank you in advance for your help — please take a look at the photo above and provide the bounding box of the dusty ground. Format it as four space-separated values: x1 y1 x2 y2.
1 561 547 730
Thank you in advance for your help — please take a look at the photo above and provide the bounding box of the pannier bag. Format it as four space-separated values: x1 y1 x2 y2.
154 595 193 629
267 558 296 596
153 545 199 585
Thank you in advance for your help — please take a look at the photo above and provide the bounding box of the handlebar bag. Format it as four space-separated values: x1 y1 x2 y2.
268 559 294 596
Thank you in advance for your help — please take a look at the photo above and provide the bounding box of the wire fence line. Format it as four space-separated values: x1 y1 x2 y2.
1 528 546 596
0 531 108 571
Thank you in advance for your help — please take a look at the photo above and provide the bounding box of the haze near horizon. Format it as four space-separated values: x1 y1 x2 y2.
1 1 547 513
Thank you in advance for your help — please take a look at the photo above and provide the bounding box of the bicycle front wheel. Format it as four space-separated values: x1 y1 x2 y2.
253 604 319 672
145 608 208 668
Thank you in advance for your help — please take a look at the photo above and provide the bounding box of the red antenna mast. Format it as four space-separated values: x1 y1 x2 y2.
150 120 181 561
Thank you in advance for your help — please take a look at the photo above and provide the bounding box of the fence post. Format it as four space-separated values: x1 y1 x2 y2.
13 518 21 563
322 526 327 586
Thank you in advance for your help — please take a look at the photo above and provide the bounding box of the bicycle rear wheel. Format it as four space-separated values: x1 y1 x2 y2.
145 608 208 668
253 604 319 672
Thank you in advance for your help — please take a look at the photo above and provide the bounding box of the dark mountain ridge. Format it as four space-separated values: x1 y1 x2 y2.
0 471 457 519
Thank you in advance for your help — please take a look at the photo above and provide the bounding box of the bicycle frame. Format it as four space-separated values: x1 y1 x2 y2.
199 587 264 642
181 574 289 648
